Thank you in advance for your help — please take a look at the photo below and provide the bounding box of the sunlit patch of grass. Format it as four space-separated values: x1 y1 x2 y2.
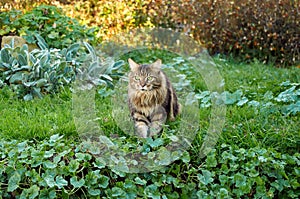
0 88 76 140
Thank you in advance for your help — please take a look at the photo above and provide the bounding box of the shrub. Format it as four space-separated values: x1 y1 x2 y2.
0 5 97 49
147 0 300 67
1 1 154 42
54 0 154 40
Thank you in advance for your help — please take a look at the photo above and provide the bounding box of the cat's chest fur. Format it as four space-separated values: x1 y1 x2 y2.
129 86 168 117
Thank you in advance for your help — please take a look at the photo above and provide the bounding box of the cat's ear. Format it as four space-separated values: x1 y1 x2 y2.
128 58 139 71
152 59 162 69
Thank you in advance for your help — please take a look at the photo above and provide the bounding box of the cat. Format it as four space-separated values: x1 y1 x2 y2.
127 58 181 138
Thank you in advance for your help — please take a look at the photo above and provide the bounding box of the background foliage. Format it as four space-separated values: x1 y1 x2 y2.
0 5 97 49
1 0 299 66
147 0 300 66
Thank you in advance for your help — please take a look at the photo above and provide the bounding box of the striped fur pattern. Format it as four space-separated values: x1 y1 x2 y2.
128 58 180 138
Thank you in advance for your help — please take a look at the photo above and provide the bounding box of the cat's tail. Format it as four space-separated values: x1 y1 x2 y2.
169 99 181 122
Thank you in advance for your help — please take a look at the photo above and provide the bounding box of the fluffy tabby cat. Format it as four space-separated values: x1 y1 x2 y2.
128 58 181 138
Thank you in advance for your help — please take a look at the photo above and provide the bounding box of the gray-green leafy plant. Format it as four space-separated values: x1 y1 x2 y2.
0 34 125 100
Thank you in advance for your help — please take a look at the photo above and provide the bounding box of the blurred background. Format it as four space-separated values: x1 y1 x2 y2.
1 0 299 67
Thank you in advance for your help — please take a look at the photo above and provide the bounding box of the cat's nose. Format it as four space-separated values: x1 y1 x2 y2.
140 84 147 91
140 81 146 87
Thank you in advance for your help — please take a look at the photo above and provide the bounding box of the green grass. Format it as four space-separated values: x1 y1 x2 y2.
0 88 76 140
214 59 300 153
0 55 299 155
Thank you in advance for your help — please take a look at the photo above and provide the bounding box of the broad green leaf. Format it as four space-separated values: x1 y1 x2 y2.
285 101 300 115
100 74 113 81
0 48 10 63
223 90 243 105
98 175 109 188
43 161 57 169
17 141 27 152
88 61 100 74
18 54 27 65
196 190 209 199
75 152 92 161
49 134 63 143
93 157 106 169
181 151 190 163
195 91 210 99
134 176 147 185
144 184 160 199
8 171 21 192
198 170 214 185
44 174 56 188
32 87 43 98
218 188 229 198
157 147 171 165
9 72 23 83
70 176 85 188
219 175 229 186
24 93 33 101
206 151 217 167
88 188 101 196
20 185 39 199
146 137 164 148
237 97 248 106
275 86 297 102
68 159 80 172
264 91 274 100
112 187 125 197
234 173 247 188
39 188 56 199
55 176 68 189
47 31 59 39
36 79 48 87
44 149 55 158
39 53 50 67
85 170 99 185
67 43 80 54
99 136 115 148
21 43 29 51
112 60 124 70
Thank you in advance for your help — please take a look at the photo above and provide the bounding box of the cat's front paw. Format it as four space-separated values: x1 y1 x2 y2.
148 122 163 137
135 125 149 138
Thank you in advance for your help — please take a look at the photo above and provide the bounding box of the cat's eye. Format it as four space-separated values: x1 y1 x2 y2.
147 76 154 81
134 76 140 81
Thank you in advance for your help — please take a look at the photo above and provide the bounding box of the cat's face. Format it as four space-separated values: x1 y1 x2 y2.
128 59 162 92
